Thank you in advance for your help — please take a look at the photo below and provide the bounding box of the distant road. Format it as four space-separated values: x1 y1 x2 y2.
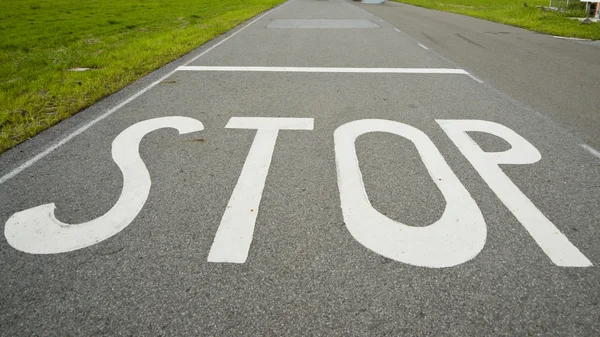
358 0 600 149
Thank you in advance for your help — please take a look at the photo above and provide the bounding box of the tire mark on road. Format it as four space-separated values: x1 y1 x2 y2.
456 33 486 48
422 32 440 46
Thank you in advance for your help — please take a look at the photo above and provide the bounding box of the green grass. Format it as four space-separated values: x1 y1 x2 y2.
392 0 600 40
0 0 284 154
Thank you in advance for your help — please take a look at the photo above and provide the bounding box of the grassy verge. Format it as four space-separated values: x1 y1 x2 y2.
391 0 600 40
0 0 284 154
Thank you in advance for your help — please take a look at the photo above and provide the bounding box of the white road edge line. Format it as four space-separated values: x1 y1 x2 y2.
0 6 281 186
417 43 429 50
177 66 470 75
552 36 591 41
580 144 600 159
394 28 402 32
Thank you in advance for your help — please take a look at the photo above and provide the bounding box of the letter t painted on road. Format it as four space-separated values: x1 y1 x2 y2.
207 117 314 263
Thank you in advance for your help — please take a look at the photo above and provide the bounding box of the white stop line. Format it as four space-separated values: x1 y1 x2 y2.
4 117 592 268
176 66 483 82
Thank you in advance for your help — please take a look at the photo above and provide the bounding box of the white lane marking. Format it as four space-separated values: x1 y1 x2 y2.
178 66 483 83
580 143 600 159
388 22 483 84
208 117 314 263
552 36 591 41
334 119 486 268
177 66 470 75
466 73 484 83
4 117 203 254
438 119 592 267
0 6 281 186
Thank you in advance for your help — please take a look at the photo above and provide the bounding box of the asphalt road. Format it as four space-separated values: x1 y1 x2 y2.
355 1 600 150
1 0 599 335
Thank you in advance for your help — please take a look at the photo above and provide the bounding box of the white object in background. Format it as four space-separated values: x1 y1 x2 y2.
579 0 599 21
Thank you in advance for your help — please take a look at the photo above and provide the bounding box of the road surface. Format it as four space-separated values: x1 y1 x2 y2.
1 0 599 335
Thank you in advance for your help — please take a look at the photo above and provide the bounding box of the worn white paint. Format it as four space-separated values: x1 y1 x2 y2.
334 119 486 268
207 117 314 263
437 119 592 267
4 117 204 254
466 74 484 83
0 5 280 186
417 43 429 50
177 66 470 75
580 143 600 159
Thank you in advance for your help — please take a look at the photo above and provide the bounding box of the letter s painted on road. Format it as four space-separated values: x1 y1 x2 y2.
4 117 204 254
